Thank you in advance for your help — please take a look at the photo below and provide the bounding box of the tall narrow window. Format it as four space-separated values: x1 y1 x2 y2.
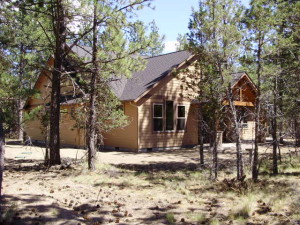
153 103 163 131
165 101 174 131
177 105 186 130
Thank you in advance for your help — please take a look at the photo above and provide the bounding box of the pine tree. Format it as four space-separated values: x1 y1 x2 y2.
82 0 155 170
244 0 277 181
141 20 165 56
176 34 188 51
187 0 243 180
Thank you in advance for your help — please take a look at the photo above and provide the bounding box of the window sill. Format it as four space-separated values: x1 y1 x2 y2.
153 130 186 134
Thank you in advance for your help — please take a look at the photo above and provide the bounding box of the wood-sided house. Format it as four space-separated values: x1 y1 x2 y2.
24 46 257 152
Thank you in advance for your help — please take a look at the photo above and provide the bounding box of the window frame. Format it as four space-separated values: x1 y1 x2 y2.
153 103 164 132
165 100 175 132
176 104 186 131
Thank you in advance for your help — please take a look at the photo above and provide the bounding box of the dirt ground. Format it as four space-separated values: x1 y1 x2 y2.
1 142 300 225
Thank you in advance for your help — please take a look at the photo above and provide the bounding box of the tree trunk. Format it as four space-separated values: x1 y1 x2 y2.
0 110 5 201
271 115 278 175
211 116 218 181
295 118 300 147
271 76 278 175
198 104 204 167
252 33 263 182
226 82 244 180
18 42 25 142
231 107 244 179
44 126 49 166
49 0 67 165
87 1 99 171
18 100 24 141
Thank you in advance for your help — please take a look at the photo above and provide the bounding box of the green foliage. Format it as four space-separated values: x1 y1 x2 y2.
176 33 188 51
166 212 176 225
0 1 52 137
187 0 244 139
141 20 165 56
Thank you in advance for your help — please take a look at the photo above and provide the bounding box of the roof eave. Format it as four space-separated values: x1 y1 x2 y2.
133 54 198 104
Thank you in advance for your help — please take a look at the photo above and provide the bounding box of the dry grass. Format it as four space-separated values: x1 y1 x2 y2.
2 145 299 225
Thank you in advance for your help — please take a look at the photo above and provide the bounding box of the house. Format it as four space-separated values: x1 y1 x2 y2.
24 46 257 152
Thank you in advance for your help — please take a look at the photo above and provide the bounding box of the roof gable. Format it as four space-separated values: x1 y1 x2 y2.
110 51 193 101
26 46 256 109
231 72 257 92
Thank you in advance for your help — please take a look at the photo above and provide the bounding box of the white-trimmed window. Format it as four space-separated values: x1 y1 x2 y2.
177 105 186 130
153 103 163 131
165 101 174 131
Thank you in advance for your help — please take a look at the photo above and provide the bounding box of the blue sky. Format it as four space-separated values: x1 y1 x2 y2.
137 0 250 53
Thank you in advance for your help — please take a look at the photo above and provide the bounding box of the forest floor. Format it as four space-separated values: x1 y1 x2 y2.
1 142 300 225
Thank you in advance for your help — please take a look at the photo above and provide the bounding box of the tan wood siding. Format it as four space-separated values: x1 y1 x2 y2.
103 102 138 150
25 105 86 147
59 106 85 147
138 74 198 149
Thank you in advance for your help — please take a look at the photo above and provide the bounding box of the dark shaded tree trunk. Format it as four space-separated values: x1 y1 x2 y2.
295 119 300 147
271 75 278 175
44 126 50 166
49 0 67 165
211 116 218 181
18 43 25 141
252 32 262 182
18 101 24 141
227 86 244 180
271 114 278 175
87 1 99 171
198 104 204 167
0 110 5 200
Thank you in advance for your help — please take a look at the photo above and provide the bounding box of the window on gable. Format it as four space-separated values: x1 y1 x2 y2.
165 101 174 131
177 105 186 130
153 103 163 131
237 108 248 124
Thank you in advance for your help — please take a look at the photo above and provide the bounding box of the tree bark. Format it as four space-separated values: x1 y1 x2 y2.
18 42 25 141
198 104 204 167
18 100 24 141
252 32 263 182
271 75 278 175
227 86 244 180
87 1 99 171
49 0 67 165
211 116 218 181
295 118 300 147
0 110 5 201
271 114 278 175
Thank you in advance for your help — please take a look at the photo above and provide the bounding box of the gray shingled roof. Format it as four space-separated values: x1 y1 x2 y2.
231 72 246 86
69 45 248 101
70 45 193 101
117 51 192 101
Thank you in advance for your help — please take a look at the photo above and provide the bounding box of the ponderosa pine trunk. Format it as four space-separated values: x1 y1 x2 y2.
252 32 263 182
198 104 204 167
227 86 244 180
211 116 218 181
271 75 278 175
87 1 99 171
18 101 24 141
271 114 278 175
49 0 67 165
295 118 300 147
0 110 5 200
18 43 25 141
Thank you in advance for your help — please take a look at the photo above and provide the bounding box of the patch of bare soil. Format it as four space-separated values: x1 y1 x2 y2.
1 144 300 225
